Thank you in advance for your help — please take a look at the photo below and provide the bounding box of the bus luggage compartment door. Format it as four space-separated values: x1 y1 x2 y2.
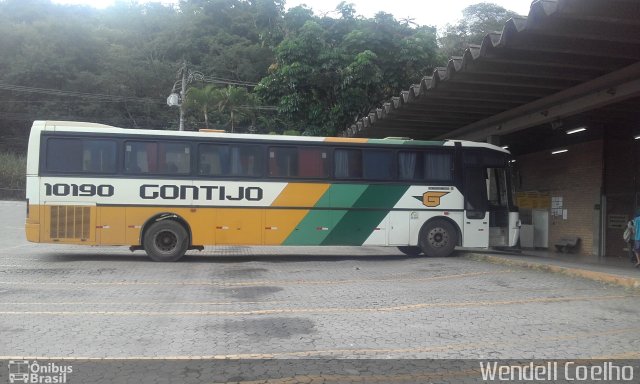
463 210 489 248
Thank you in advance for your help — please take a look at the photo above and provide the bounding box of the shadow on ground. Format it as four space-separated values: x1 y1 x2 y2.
35 250 463 264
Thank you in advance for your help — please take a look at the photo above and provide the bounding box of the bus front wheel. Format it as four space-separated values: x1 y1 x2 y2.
419 219 457 257
143 220 189 262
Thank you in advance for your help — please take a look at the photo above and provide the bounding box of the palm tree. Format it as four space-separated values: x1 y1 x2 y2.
216 86 252 133
186 85 220 129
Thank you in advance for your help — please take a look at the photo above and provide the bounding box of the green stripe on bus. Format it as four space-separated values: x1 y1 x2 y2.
283 184 367 245
320 185 409 245
408 140 446 146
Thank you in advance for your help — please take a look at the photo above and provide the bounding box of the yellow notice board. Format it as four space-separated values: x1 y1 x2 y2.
516 192 551 209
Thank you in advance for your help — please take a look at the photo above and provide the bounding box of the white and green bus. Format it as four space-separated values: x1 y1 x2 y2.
25 120 520 261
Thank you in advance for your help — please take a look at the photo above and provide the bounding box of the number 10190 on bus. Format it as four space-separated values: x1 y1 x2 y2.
25 121 520 261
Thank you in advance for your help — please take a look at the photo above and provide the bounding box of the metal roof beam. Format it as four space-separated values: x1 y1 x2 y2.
383 105 495 118
525 20 640 45
422 93 536 104
361 127 451 134
430 85 551 98
372 117 473 126
410 98 516 111
439 62 640 140
458 62 599 82
444 74 577 90
480 51 632 71
550 0 640 27
506 36 640 60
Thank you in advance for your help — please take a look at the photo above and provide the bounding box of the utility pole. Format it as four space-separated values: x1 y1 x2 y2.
179 60 187 131
167 60 203 131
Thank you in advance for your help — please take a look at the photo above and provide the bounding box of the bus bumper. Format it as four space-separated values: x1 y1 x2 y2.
25 222 40 242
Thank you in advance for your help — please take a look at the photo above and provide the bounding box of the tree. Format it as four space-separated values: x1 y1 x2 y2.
0 0 281 140
257 9 439 136
186 85 220 128
0 0 445 143
216 86 254 133
439 2 519 58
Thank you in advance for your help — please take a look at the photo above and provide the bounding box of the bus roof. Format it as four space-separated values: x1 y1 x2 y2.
32 120 510 153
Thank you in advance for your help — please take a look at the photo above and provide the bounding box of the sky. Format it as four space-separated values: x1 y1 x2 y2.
51 0 534 29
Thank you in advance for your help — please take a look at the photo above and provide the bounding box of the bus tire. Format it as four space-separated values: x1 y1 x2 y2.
419 219 457 257
397 246 422 256
143 220 189 262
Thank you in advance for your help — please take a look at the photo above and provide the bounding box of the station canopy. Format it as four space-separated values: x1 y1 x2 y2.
344 0 640 153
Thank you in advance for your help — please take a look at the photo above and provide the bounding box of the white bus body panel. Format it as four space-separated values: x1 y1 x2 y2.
509 211 521 247
463 212 490 248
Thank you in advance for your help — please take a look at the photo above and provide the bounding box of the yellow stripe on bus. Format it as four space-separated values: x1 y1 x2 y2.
271 183 330 207
31 183 331 247
266 183 330 244
323 137 368 143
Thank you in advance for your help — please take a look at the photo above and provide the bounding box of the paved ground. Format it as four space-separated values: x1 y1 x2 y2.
1 201 640 362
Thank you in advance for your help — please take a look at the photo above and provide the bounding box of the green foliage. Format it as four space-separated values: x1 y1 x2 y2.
0 0 283 144
0 0 516 143
186 85 220 128
439 2 519 58
215 86 256 133
0 152 26 200
186 84 263 132
282 129 301 136
257 9 439 136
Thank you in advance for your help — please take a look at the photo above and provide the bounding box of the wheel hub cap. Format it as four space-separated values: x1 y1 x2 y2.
428 227 448 248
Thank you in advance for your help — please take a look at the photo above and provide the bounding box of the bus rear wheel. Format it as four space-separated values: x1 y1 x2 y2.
143 220 189 262
419 219 457 257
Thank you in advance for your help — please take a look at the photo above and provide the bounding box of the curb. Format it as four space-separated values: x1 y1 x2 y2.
465 253 640 290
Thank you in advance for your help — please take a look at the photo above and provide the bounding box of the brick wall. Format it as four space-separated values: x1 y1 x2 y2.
604 136 640 258
515 140 603 256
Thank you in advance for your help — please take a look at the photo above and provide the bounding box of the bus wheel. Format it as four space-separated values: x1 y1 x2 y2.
419 219 457 257
143 220 189 262
397 246 422 256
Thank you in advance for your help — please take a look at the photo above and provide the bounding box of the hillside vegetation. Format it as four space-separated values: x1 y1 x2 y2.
0 0 518 199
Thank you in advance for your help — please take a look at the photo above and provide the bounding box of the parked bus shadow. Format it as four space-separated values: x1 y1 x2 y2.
40 250 461 264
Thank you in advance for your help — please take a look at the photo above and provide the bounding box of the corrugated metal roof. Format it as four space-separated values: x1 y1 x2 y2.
344 0 640 140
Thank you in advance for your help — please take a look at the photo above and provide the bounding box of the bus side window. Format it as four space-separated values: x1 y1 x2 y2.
334 149 362 179
199 144 227 176
46 138 116 174
125 142 153 174
83 140 116 173
425 152 453 181
269 147 298 178
464 167 488 218
268 146 329 179
398 151 424 180
487 168 509 208
159 142 190 174
363 149 393 180
399 151 452 182
298 147 328 178
230 145 262 177
47 138 84 173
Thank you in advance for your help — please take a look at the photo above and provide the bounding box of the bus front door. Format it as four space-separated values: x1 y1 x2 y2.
487 167 515 247
463 167 489 248
463 165 517 249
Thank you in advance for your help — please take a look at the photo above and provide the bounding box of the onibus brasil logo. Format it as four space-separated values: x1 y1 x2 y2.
7 360 72 384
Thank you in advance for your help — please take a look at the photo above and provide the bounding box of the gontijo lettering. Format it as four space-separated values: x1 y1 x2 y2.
140 184 263 201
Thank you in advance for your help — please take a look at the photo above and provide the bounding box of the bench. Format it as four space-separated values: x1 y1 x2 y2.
554 236 581 253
